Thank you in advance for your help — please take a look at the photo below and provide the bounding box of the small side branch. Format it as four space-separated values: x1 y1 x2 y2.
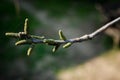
5 17 120 55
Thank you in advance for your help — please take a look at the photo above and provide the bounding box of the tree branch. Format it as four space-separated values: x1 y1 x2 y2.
5 17 120 55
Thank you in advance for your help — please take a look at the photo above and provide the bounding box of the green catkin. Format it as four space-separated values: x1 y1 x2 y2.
15 39 32 45
52 45 60 52
27 44 34 56
5 32 19 37
15 40 27 45
59 30 66 40
63 42 72 48
24 18 28 34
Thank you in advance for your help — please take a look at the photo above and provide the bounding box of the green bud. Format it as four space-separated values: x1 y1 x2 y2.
27 44 34 56
5 32 19 37
59 30 66 40
24 18 28 34
52 45 60 52
63 42 72 48
15 39 32 45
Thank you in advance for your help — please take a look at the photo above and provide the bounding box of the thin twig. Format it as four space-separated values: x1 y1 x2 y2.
31 17 120 44
5 17 120 55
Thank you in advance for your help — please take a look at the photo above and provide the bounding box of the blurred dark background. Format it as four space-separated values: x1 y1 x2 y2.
0 0 120 80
